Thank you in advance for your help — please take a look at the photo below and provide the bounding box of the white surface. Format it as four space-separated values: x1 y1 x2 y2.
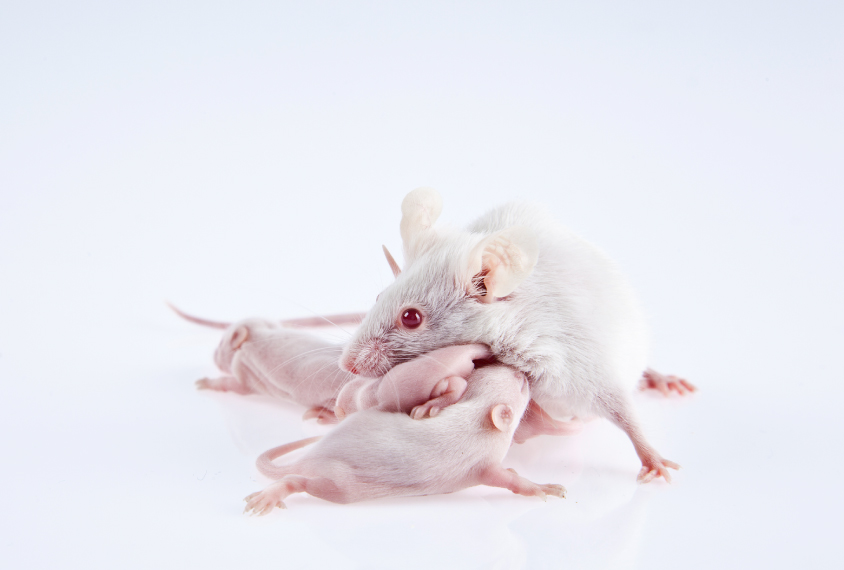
1 2 842 568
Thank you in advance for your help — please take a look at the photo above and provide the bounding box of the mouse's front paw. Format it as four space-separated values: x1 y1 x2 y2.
639 369 697 396
637 457 680 483
243 490 286 516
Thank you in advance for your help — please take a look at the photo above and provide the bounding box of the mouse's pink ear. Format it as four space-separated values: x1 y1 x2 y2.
466 226 538 302
490 404 516 431
400 187 442 261
382 245 401 278
228 326 250 350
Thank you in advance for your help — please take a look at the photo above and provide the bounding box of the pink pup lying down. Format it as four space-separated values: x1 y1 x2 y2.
244 363 566 514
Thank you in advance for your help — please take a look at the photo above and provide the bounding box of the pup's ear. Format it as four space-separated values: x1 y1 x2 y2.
229 326 250 350
400 187 442 261
382 245 401 278
490 404 516 431
466 226 538 302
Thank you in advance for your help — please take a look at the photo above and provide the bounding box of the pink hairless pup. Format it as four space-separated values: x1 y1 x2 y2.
334 343 493 420
171 306 502 424
334 342 583 441
244 363 566 514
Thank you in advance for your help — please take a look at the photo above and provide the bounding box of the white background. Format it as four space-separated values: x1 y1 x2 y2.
1 2 841 568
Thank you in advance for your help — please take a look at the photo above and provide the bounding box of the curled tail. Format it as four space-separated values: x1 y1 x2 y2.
256 436 322 479
166 302 230 329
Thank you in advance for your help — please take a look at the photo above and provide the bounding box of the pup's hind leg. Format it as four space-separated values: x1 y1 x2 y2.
410 376 468 419
479 466 566 500
196 375 254 394
512 400 583 444
243 476 344 514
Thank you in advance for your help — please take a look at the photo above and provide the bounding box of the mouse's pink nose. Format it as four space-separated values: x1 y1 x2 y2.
339 358 358 375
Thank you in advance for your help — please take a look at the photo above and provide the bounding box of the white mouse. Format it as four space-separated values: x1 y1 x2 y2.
339 188 683 482
243 364 566 513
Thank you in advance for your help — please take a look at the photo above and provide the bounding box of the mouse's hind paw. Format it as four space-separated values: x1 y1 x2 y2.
243 490 287 516
196 375 253 395
537 483 567 499
639 369 696 396
637 457 680 483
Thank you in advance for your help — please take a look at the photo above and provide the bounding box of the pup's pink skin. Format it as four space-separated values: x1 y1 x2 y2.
333 344 492 420
639 368 697 396
512 367 693 444
244 365 566 514
196 318 354 421
512 400 584 444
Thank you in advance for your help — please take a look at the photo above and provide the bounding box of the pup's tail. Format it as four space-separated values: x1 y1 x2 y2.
166 301 230 329
256 436 322 479
167 301 366 330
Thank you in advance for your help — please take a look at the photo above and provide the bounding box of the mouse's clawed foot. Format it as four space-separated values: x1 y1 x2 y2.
196 375 252 395
243 490 287 516
483 467 566 502
637 457 680 484
639 369 696 396
537 483 567 499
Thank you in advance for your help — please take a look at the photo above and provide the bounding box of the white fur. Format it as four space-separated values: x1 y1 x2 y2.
343 196 648 417
339 189 676 481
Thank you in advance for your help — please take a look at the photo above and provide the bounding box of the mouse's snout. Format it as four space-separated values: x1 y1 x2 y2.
340 339 390 378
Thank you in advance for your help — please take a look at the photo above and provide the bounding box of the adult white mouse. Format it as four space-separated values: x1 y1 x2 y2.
339 188 685 482
243 364 565 513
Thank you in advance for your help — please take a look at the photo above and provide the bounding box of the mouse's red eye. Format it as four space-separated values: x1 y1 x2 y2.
400 308 423 329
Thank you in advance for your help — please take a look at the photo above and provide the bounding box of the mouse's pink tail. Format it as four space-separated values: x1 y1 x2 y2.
168 301 365 330
256 436 322 479
278 312 368 328
166 302 231 329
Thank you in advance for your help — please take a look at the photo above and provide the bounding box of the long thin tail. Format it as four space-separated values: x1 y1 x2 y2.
167 301 366 330
256 436 322 479
278 312 367 328
166 301 231 329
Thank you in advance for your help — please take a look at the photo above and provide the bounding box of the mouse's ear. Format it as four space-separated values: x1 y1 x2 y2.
490 404 516 431
382 245 401 278
400 187 442 260
228 326 250 350
466 226 538 302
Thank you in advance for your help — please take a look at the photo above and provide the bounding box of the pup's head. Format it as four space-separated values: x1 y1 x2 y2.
466 364 531 436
